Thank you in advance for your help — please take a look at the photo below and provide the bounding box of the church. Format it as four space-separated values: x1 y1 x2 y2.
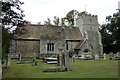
9 12 103 58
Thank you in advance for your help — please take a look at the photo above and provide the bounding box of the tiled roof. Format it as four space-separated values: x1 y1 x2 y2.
15 24 84 40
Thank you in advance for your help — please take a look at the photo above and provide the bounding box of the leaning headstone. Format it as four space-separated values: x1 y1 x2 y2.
103 53 107 60
6 54 11 68
95 54 99 61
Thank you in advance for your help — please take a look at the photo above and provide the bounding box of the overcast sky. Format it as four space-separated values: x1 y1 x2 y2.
20 0 120 24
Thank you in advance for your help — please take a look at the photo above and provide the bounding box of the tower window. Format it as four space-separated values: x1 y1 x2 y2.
47 43 54 51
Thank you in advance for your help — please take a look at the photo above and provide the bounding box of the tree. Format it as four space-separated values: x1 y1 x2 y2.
43 17 67 26
65 10 79 27
25 21 31 24
61 18 67 26
53 16 60 26
42 10 87 27
1 0 25 67
100 10 120 53
44 18 53 26
37 22 41 25
78 11 87 16
2 0 25 29
41 10 88 27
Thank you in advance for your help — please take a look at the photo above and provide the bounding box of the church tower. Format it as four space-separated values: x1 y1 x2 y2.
76 12 103 55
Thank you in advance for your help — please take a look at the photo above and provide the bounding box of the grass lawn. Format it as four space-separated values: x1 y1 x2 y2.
2 58 119 78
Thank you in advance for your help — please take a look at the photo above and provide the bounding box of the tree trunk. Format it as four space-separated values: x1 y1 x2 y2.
6 54 11 68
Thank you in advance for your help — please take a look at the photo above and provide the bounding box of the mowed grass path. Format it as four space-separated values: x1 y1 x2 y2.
2 58 118 78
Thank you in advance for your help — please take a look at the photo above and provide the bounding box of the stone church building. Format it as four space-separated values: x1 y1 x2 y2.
9 13 103 58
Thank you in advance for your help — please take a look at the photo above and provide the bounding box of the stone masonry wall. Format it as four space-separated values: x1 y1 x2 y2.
76 13 103 55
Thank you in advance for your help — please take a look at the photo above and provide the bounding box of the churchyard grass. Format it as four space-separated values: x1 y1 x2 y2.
2 57 118 78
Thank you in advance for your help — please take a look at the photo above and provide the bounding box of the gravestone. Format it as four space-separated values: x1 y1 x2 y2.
32 58 37 66
103 53 107 60
57 50 70 71
18 53 21 61
109 52 113 60
117 52 120 58
32 53 37 66
113 54 116 59
58 48 66 68
57 54 60 65
110 52 113 56
58 54 63 67
72 55 75 62
43 48 70 72
95 54 99 61
34 53 36 60
64 53 70 71
6 54 11 68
